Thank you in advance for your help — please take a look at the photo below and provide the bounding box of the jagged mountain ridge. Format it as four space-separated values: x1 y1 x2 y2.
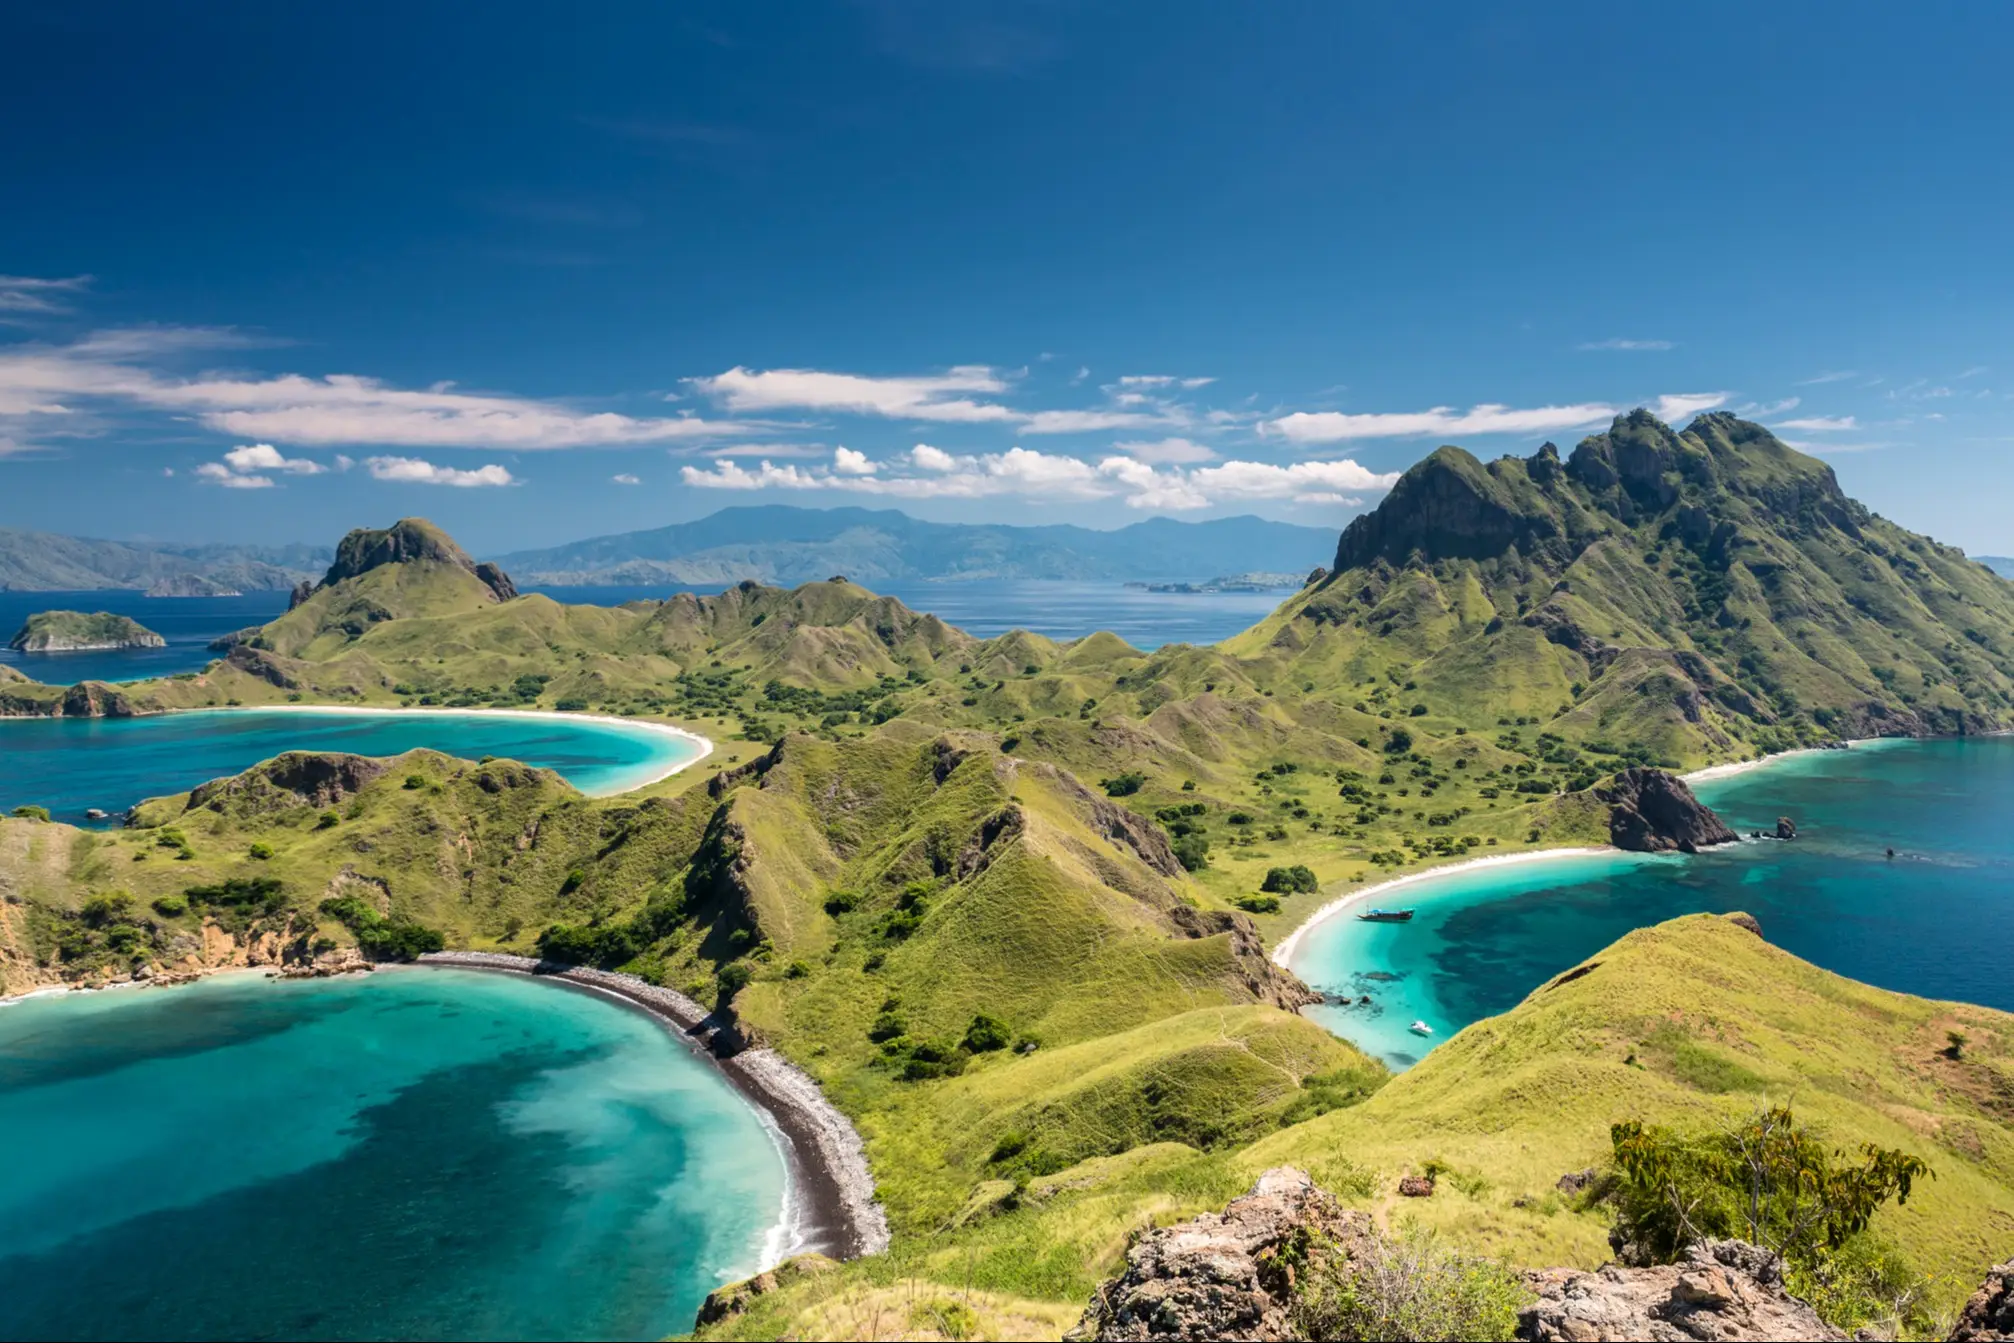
1230 411 2014 761
491 505 1336 585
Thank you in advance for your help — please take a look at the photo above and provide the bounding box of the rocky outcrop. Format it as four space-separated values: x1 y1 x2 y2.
696 1255 837 1328
188 752 391 813
1518 1240 1843 1341
1952 1258 2014 1341
1072 1167 1373 1341
1775 816 1798 840
286 579 314 611
309 518 518 604
1599 768 1737 854
60 681 137 718
1333 446 1568 570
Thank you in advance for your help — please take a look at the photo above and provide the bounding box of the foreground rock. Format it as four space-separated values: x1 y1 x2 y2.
1952 1258 2014 1341
1070 1167 1371 1340
1599 768 1738 854
1519 1240 1842 1341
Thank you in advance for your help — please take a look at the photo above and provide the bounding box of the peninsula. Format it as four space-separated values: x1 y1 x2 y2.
8 610 167 652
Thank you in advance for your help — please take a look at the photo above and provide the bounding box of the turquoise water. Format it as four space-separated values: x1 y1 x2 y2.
0 709 703 824
1291 737 2014 1069
0 968 787 1341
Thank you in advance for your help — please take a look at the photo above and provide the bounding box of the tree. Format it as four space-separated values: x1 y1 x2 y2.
1384 728 1414 755
1608 1107 1931 1272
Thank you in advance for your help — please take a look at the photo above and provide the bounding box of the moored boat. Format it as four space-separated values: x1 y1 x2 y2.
1409 1020 1433 1037
1357 907 1415 923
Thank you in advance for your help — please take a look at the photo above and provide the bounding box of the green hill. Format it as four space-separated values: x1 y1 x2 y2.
9 610 165 652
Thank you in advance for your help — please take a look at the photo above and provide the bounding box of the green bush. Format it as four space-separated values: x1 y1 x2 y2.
1607 1106 1931 1327
1233 894 1281 914
247 842 274 860
963 1013 1012 1053
150 895 188 918
317 894 443 960
1384 728 1414 754
554 698 589 712
1262 864 1319 894
315 811 339 829
715 961 753 1004
9 805 50 822
1100 771 1147 797
1171 832 1211 872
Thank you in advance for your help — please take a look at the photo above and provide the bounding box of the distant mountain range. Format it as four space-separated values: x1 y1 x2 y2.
1978 556 2014 579
490 506 1337 585
0 529 330 593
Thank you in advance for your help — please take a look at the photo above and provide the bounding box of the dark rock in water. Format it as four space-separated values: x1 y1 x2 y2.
1520 1240 1846 1341
1724 912 1764 938
1599 768 1738 854
1775 816 1797 840
1357 994 1372 1005
1952 1257 2014 1341
1362 970 1401 982
84 808 108 820
1397 1174 1435 1198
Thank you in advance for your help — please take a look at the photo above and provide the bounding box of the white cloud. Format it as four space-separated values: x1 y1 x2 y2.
1266 402 1618 444
0 274 91 315
1110 436 1218 465
612 472 641 485
195 461 275 489
1578 338 1675 351
365 456 516 487
689 365 1016 422
224 442 323 474
1021 407 1178 434
1650 391 1730 421
1777 415 1857 432
910 443 960 472
705 442 827 458
1798 370 1860 385
1115 374 1215 389
1739 397 1801 417
1096 456 1209 509
831 446 877 475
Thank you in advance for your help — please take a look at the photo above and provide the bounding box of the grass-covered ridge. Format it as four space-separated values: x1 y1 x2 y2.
9 610 165 651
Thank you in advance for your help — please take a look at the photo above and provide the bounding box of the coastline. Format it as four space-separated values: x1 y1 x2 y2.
414 951 888 1270
132 704 714 796
1269 847 1618 969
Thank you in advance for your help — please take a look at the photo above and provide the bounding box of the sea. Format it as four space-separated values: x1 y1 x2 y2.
0 580 1285 685
0 968 787 1341
1290 736 2014 1069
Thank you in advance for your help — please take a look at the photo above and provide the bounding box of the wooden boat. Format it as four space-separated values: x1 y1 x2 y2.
1357 907 1415 923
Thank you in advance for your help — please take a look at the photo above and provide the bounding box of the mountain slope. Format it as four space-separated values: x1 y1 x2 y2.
0 527 326 592
1223 411 2014 762
491 505 1335 585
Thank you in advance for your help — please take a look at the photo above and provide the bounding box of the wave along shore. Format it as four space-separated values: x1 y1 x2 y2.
416 951 889 1268
183 704 715 795
1274 736 1924 971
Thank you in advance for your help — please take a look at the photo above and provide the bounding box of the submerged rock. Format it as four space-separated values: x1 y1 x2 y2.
1599 768 1738 854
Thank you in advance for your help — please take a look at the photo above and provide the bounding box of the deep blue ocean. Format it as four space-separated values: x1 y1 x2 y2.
0 968 787 1341
0 580 1280 685
1291 737 2014 1069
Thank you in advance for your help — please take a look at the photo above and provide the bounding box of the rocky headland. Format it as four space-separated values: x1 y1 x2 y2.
1599 767 1739 853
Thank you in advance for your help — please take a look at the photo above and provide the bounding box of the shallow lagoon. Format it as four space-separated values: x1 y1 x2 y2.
0 968 787 1341
0 708 705 824
1290 737 2014 1069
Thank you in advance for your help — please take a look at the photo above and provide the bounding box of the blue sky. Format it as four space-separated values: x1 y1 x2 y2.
2 1 2010 556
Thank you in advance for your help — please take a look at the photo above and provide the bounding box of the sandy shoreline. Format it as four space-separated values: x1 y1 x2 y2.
415 951 889 1270
1269 847 1618 969
180 704 715 795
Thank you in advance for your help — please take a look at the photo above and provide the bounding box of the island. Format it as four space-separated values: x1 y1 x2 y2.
8 610 168 652
145 574 242 597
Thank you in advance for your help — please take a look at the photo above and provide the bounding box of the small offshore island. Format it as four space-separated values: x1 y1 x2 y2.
5 415 2014 1340
8 609 167 653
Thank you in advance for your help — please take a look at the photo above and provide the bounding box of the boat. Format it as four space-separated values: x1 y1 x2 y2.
1409 1020 1434 1037
1357 907 1415 923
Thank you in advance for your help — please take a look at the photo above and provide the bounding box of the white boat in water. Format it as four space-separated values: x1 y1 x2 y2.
1408 1020 1433 1037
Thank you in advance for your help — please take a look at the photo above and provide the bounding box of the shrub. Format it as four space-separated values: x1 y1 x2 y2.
150 894 188 918
247 842 274 860
315 811 339 829
403 774 426 789
1384 728 1414 754
715 961 753 1003
1234 894 1281 914
554 698 589 712
822 890 859 915
1292 1224 1526 1341
963 1013 1012 1053
1607 1107 1931 1283
1227 810 1254 826
1101 771 1147 797
1261 864 1319 894
9 805 50 822
1172 833 1211 872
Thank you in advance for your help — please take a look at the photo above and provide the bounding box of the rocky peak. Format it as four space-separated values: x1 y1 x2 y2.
1598 767 1737 854
313 518 517 603
1332 445 1564 571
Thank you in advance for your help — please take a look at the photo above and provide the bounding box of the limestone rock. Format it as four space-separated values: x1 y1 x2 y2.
1599 768 1738 854
1517 1240 1843 1341
1951 1258 2014 1342
1071 1167 1372 1341
1398 1174 1435 1197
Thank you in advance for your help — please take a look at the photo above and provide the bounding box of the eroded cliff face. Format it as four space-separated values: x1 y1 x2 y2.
1599 768 1738 854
